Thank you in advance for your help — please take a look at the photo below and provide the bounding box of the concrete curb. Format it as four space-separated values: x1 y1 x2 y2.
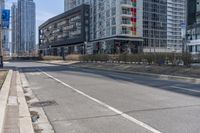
16 71 35 133
37 61 200 84
0 70 13 133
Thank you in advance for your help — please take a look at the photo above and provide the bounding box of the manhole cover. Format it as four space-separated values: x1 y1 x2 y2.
31 100 57 107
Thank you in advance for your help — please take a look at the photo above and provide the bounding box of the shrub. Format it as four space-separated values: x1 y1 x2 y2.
80 53 193 67
181 53 192 67
80 54 109 62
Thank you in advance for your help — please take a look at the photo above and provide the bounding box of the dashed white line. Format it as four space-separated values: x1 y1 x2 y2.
170 86 200 93
37 68 162 133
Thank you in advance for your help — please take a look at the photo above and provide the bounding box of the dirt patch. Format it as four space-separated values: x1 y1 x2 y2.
0 70 8 89
33 124 43 133
30 111 40 122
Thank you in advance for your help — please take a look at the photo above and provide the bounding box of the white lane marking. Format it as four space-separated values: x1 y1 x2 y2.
170 86 200 93
37 68 162 133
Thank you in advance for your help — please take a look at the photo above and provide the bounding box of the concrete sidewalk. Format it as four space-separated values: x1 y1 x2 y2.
0 70 34 133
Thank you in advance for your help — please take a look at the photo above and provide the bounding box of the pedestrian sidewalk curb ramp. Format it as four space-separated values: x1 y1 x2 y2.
17 71 35 133
0 70 13 133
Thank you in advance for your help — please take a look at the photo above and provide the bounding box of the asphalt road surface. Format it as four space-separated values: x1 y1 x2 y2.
6 61 200 133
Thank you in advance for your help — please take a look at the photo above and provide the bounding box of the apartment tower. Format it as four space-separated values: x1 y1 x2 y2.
64 0 143 54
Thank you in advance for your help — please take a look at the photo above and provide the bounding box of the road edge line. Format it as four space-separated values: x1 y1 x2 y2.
38 68 163 133
0 70 13 133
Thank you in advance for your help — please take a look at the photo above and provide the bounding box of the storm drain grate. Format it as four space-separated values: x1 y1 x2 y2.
31 100 57 107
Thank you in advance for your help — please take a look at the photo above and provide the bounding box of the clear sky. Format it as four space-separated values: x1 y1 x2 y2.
6 0 64 42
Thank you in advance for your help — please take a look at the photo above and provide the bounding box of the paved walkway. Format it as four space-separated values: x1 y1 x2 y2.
4 71 19 133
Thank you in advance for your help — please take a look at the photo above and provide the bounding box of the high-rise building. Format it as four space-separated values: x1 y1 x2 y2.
15 0 36 55
143 0 168 53
187 0 200 57
11 3 18 55
63 0 143 54
167 0 186 53
46 0 186 54
187 0 197 26
64 0 90 12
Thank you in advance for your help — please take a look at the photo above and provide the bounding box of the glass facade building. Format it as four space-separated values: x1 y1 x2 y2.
187 0 200 57
143 0 168 52
12 0 36 56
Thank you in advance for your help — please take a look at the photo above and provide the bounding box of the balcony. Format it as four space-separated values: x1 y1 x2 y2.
120 0 132 8
121 8 132 17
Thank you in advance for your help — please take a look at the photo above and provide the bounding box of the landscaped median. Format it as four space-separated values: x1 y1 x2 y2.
39 53 200 84
0 70 12 133
71 62 200 84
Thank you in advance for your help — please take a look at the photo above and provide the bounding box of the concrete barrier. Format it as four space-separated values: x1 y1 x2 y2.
0 70 13 133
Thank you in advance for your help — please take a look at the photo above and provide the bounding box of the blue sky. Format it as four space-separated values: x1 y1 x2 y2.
6 0 64 42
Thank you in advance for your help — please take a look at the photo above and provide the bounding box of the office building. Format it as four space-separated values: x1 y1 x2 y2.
15 0 36 56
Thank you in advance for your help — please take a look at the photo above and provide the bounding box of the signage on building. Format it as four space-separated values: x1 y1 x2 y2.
2 9 10 29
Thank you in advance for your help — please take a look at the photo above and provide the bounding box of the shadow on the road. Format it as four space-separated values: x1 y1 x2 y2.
6 61 200 98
